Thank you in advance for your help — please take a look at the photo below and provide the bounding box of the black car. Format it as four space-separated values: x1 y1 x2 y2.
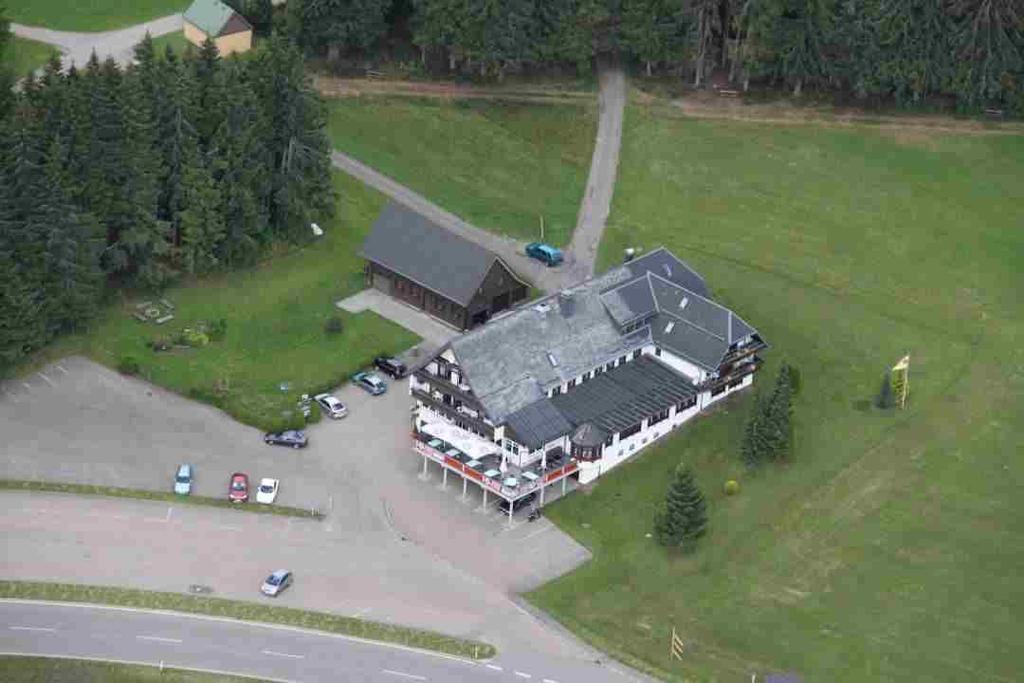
499 492 537 515
373 356 407 379
264 430 308 449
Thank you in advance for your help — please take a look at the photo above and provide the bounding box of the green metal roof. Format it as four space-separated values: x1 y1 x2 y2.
183 0 236 37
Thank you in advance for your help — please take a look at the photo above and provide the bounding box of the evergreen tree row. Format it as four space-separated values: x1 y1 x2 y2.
741 362 795 467
0 33 334 372
285 0 1023 112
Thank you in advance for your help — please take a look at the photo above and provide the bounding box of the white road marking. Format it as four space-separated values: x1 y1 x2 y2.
9 626 56 633
517 524 553 543
165 507 173 521
218 524 242 532
261 649 304 659
21 382 31 391
135 635 182 644
514 672 532 679
55 364 68 374
381 670 426 681
37 372 55 387
543 679 560 683
485 664 503 671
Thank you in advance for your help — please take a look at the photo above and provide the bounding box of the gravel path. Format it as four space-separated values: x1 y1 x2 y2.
11 14 182 69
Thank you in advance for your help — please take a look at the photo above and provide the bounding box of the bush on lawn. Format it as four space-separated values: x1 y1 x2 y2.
178 328 210 347
723 479 740 495
324 315 344 335
117 356 141 375
306 401 322 424
207 318 228 342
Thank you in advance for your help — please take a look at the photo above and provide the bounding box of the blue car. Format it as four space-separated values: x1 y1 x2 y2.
525 242 564 267
353 371 387 396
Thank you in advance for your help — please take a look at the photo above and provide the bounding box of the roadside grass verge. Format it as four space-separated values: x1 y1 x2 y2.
7 36 57 77
7 1 186 32
326 96 595 246
528 105 1024 682
0 480 323 519
34 173 419 432
1 655 258 683
0 581 497 660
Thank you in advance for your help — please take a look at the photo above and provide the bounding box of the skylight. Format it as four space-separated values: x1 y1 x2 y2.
546 352 558 367
679 297 689 310
664 321 675 333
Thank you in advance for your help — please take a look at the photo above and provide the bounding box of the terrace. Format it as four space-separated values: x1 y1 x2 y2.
412 419 579 519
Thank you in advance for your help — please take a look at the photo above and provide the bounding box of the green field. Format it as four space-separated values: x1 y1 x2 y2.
326 97 595 246
7 36 56 76
150 30 191 57
529 106 1024 681
42 173 418 431
1 656 257 683
7 1 186 32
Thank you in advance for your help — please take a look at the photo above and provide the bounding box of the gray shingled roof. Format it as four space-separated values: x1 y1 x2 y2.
504 398 574 450
359 202 503 307
551 356 697 434
449 248 759 423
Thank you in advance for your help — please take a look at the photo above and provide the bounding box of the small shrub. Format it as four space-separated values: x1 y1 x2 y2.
117 356 141 375
182 328 210 347
324 315 344 335
207 318 228 342
306 401 322 424
723 480 740 496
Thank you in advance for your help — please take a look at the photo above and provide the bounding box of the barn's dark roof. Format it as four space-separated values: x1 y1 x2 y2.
360 203 517 307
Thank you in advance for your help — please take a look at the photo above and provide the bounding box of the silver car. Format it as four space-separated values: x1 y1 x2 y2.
314 393 347 419
260 569 293 597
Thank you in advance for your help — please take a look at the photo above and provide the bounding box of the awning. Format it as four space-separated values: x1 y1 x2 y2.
419 418 502 461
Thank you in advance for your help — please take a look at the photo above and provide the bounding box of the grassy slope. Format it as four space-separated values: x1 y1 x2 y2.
326 97 595 246
42 173 418 431
150 31 191 57
7 36 56 77
7 1 186 32
1 656 255 683
529 106 1024 682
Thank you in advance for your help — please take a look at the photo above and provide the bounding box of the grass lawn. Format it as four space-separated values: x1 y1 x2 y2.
40 173 419 431
6 36 57 77
528 106 1024 682
7 1 187 32
1 656 257 683
0 581 495 659
325 97 595 246
150 31 192 57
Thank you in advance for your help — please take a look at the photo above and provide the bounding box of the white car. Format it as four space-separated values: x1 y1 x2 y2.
314 393 348 419
256 478 279 504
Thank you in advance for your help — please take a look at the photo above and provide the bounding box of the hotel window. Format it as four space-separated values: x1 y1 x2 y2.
620 422 642 440
551 386 561 397
568 379 576 389
604 434 614 447
582 371 591 381
655 347 662 357
649 407 670 426
677 396 696 412
632 349 641 360
618 355 627 365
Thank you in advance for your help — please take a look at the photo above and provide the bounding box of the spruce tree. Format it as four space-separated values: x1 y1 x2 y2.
654 463 708 552
765 362 794 460
741 393 769 467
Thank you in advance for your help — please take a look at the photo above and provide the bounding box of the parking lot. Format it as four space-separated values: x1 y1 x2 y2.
0 355 589 594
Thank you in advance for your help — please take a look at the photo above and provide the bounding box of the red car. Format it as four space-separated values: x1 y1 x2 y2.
228 472 249 503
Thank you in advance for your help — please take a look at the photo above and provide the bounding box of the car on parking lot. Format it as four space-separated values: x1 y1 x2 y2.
256 478 279 505
499 492 537 515
173 464 193 496
525 242 564 267
373 356 407 379
353 371 387 396
228 472 249 503
314 393 347 419
264 430 308 449
260 569 293 597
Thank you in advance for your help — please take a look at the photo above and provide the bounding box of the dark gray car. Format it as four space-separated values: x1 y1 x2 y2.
263 430 308 449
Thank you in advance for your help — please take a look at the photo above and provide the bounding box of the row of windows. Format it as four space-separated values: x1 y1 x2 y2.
548 348 647 398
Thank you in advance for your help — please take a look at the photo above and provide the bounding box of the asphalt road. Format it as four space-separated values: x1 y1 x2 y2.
12 14 183 69
0 601 612 683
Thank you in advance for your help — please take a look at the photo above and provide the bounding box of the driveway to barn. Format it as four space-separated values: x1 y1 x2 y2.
0 356 635 680
11 14 183 69
329 62 627 295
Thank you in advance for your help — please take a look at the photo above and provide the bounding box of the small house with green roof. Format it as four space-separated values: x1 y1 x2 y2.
183 0 252 56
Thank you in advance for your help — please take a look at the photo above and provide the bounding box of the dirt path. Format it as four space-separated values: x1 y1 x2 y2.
652 91 1024 135
314 73 595 105
11 14 182 69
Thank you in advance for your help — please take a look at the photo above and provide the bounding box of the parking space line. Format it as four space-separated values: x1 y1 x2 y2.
514 672 532 679
516 525 554 543
218 524 242 532
543 679 560 683
37 372 55 387
165 507 173 521
21 382 31 391
485 664 502 671
381 670 426 681
55 364 68 374
9 626 56 633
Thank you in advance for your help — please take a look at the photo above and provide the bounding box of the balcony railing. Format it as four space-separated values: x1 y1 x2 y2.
701 355 762 393
412 388 494 438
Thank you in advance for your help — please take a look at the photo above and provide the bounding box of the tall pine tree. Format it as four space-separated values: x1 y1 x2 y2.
654 462 708 552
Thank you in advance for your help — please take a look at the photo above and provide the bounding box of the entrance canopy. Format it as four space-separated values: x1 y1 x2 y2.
419 418 501 461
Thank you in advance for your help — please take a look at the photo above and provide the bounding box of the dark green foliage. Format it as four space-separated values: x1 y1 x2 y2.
289 0 393 60
207 318 228 342
117 355 141 375
877 370 895 409
324 314 344 335
785 363 801 396
741 393 770 466
741 363 795 465
0 32 333 373
654 462 708 551
0 4 14 118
